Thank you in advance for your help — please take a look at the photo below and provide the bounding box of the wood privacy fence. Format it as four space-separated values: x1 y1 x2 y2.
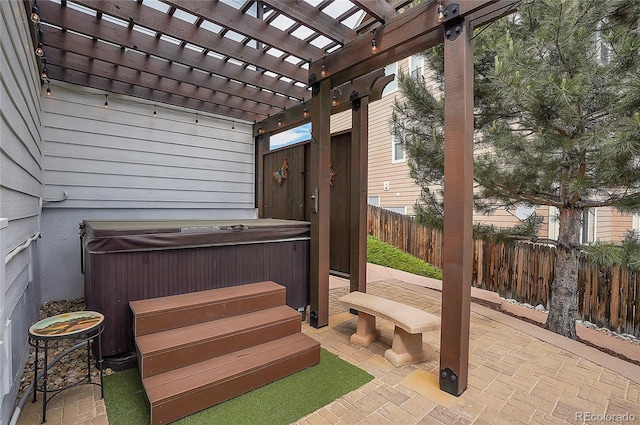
367 205 640 337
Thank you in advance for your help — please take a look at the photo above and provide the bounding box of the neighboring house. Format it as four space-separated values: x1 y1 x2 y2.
332 55 637 244
0 3 256 422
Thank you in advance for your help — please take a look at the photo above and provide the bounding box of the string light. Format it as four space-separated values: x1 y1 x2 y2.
259 127 265 134
153 103 157 117
104 94 109 108
30 3 40 23
40 57 48 80
35 29 44 57
332 88 342 107
303 105 310 118
195 111 199 124
320 57 327 78
46 80 51 96
370 28 379 54
278 116 283 127
438 2 445 22
231 118 235 130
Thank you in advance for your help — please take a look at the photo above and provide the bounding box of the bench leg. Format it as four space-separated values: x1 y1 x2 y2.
384 326 429 367
349 312 380 347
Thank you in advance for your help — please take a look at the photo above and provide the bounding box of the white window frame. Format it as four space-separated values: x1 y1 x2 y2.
384 206 407 215
633 212 640 232
382 62 398 96
409 54 423 79
581 208 597 244
548 206 559 241
391 134 405 163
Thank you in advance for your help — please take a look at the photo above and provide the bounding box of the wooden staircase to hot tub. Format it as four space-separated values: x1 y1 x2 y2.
129 281 320 425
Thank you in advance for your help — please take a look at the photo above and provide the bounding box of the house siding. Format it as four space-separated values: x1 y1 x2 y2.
0 2 44 423
42 84 254 210
38 85 257 303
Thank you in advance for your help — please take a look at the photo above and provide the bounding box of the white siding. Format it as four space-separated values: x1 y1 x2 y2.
0 1 44 422
42 84 255 210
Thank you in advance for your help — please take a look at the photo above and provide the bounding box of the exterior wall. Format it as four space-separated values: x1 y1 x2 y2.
596 207 632 243
0 2 44 423
39 84 257 301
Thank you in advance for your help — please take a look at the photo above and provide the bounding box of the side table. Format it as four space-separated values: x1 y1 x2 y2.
28 311 104 423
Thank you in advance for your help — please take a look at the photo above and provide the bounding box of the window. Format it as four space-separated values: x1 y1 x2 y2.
384 206 407 215
382 62 398 96
409 54 423 79
368 196 380 207
548 206 559 240
581 208 597 244
392 134 404 162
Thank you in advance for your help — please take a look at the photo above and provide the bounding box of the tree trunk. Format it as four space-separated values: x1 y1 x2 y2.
545 207 582 339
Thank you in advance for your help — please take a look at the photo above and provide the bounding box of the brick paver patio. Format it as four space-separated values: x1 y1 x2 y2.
16 265 640 424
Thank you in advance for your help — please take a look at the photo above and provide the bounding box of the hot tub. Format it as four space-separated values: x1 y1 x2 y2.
81 219 310 367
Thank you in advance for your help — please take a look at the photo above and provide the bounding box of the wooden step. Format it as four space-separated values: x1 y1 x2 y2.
143 333 320 425
130 281 286 336
136 305 301 378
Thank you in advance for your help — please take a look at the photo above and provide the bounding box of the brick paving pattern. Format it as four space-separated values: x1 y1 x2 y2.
16 271 640 425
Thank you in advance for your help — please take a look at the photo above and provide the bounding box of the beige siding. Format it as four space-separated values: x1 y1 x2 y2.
602 207 633 242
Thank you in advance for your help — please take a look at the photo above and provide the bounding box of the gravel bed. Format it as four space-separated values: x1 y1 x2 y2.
501 297 640 345
16 299 114 405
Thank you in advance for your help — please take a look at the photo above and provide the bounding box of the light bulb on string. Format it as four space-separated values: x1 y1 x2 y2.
35 29 44 57
30 3 40 23
46 81 51 96
153 104 157 117
104 94 109 109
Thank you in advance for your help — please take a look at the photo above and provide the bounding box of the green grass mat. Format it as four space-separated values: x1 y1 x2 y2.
104 348 373 425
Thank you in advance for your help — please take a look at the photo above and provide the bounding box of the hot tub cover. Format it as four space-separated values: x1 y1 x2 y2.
81 219 310 254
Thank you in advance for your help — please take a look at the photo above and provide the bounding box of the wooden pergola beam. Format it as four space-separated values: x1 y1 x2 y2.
38 2 309 97
260 0 358 46
47 67 260 122
42 29 300 112
45 49 279 118
66 0 308 83
351 0 397 24
253 69 391 136
309 0 504 86
163 0 325 60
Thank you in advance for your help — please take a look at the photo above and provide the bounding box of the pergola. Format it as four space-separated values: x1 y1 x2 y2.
26 0 517 395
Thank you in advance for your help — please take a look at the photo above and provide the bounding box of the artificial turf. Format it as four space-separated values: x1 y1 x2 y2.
104 348 373 425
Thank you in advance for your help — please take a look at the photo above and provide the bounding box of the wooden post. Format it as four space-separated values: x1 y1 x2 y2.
439 15 474 396
309 79 331 328
350 96 369 293
255 132 269 217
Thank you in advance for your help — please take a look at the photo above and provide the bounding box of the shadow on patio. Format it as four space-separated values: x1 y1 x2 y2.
17 264 640 425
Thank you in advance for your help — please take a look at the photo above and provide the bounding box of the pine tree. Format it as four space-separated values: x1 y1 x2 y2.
392 0 640 338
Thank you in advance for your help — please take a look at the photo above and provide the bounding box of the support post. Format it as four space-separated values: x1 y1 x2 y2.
439 16 474 396
350 96 369 293
309 79 331 328
255 133 269 217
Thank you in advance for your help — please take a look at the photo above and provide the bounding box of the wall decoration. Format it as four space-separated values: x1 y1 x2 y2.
329 161 338 186
273 158 288 185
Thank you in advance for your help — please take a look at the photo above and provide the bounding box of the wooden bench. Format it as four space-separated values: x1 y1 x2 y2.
340 291 440 367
